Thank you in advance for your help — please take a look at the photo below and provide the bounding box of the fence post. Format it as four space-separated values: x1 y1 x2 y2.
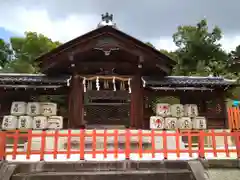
53 130 59 160
162 131 167 159
138 129 143 159
40 130 46 161
12 130 19 160
80 129 85 160
0 131 6 160
114 130 118 159
234 131 240 158
175 130 180 158
151 130 155 158
198 130 205 159
26 130 32 160
125 129 130 160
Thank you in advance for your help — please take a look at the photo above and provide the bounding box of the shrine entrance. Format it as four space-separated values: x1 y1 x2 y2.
83 76 131 128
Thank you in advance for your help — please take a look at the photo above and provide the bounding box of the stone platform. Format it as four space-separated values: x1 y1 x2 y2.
0 160 207 180
1 159 240 180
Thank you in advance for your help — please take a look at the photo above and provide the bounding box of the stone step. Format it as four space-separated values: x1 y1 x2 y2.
12 169 193 180
13 160 191 173
0 161 18 180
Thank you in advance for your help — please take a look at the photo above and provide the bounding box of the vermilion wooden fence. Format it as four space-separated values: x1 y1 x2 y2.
0 129 239 161
228 107 240 129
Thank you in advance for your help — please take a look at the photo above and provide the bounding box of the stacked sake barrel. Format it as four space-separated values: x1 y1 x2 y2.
1 101 63 130
150 103 207 130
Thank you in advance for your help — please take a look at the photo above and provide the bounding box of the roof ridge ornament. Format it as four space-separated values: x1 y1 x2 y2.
97 12 117 28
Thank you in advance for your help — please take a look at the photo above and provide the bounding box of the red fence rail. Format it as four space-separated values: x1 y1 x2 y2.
0 129 240 161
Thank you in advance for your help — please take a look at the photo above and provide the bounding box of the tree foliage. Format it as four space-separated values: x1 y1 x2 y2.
0 39 12 68
172 19 229 76
2 32 61 73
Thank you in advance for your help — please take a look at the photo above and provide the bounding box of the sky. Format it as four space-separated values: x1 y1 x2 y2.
0 0 240 52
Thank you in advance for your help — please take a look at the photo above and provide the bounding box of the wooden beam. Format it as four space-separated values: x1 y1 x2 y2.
76 61 133 68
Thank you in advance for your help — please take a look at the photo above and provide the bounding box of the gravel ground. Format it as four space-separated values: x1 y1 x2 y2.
208 169 240 180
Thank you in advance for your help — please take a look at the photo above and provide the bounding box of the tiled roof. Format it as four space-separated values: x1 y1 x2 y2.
0 73 69 85
142 76 237 86
0 74 237 87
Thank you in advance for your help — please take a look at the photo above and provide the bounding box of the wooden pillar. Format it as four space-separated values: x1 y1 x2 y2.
218 92 228 128
130 72 144 129
68 74 84 128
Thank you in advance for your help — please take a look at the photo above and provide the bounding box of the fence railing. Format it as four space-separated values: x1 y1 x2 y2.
0 129 240 161
228 107 240 129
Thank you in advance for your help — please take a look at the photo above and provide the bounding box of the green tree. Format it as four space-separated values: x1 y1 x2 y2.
3 32 61 73
172 19 228 76
0 39 12 68
227 45 240 74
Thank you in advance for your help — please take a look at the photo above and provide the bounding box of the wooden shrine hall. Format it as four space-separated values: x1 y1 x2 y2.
0 13 238 130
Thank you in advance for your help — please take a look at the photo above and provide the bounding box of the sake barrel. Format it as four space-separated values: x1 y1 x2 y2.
184 104 199 117
170 104 184 117
40 102 57 116
2 115 18 130
150 116 165 129
26 102 41 116
165 117 177 130
18 116 33 130
178 117 192 130
192 116 207 129
155 103 171 117
33 116 47 130
47 116 63 129
10 102 27 116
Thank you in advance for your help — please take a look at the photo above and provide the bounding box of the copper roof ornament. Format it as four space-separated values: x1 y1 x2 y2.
97 12 117 28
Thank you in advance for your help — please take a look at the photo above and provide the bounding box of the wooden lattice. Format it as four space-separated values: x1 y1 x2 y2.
84 104 130 125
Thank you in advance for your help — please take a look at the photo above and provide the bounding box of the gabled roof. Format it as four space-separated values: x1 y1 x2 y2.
36 26 176 72
0 73 237 89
